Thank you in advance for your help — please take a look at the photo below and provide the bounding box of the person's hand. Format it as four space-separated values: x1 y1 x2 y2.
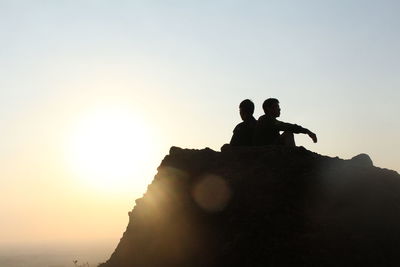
308 132 317 143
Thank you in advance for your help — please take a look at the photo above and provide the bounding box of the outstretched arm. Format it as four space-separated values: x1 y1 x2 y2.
276 121 317 143
306 130 317 143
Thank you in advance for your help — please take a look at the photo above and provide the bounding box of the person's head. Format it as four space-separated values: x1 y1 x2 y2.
239 99 255 121
262 98 280 117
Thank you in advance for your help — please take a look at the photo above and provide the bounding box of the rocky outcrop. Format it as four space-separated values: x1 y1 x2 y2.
100 146 400 267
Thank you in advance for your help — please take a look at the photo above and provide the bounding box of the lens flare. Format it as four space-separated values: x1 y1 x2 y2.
192 175 232 212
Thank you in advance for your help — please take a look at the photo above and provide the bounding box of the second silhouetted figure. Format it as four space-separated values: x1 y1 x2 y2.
230 99 257 146
253 98 317 146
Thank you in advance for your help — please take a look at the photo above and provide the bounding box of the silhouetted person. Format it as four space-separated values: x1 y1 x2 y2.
253 98 317 146
230 99 257 146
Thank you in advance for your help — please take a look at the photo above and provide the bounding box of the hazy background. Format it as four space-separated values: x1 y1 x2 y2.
1 0 399 266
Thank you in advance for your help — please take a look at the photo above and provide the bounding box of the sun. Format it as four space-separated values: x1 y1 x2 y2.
66 107 158 192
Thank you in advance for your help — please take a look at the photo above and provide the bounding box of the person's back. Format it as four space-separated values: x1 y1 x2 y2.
230 99 257 146
253 98 317 146
254 114 281 145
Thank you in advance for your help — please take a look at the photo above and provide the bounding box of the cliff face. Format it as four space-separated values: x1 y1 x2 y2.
100 146 400 267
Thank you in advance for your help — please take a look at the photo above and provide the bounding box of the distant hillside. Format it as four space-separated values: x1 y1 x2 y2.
100 146 400 267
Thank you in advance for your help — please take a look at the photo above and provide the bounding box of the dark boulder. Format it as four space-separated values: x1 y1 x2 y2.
100 146 400 267
351 153 373 167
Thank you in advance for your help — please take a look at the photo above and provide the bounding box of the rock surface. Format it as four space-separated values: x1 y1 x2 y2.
99 146 400 267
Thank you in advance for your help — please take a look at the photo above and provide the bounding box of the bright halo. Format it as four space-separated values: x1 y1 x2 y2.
66 107 157 192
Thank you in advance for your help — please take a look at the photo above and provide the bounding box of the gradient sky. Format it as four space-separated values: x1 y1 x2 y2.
1 0 399 248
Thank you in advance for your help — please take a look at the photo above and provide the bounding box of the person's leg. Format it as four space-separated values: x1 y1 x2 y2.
279 131 296 147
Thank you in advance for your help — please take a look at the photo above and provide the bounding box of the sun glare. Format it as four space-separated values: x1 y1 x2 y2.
66 107 158 192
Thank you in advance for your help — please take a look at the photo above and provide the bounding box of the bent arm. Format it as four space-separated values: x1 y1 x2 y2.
275 120 308 134
276 120 317 143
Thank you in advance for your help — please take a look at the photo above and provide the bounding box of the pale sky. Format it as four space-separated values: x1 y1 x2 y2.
1 0 399 247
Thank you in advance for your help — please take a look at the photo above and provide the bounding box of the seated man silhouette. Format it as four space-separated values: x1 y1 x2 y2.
253 98 317 146
230 99 257 146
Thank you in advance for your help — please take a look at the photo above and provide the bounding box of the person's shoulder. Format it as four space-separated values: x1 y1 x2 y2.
257 115 267 121
233 121 245 132
258 115 275 123
243 117 257 129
